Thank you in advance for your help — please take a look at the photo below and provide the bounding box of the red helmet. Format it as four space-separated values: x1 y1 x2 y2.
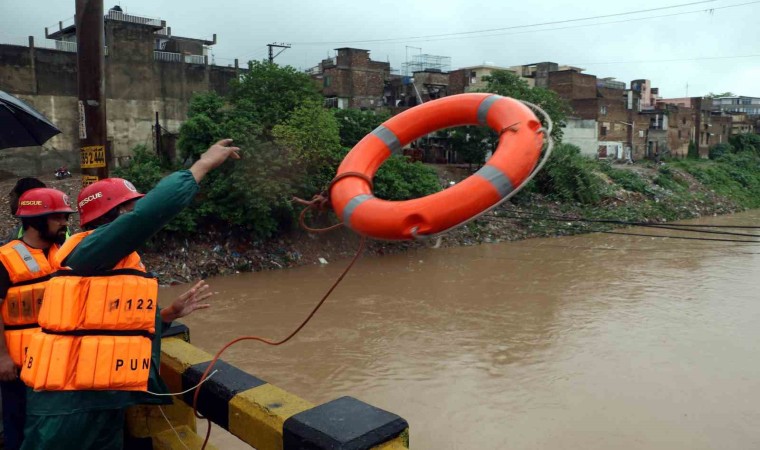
77 178 144 227
15 188 76 218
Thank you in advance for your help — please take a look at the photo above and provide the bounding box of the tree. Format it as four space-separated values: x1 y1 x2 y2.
482 70 571 142
229 61 323 134
706 92 736 98
273 100 345 195
729 133 760 156
333 109 391 148
447 126 495 169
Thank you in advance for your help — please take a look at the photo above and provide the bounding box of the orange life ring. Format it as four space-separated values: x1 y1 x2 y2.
330 93 545 240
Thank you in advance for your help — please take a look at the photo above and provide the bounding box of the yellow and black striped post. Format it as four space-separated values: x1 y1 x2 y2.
127 326 409 449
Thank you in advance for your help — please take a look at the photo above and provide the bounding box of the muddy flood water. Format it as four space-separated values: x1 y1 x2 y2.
162 210 760 449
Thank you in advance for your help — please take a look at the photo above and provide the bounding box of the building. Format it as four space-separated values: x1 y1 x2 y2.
548 71 694 160
630 79 659 110
308 48 391 109
448 64 520 93
659 97 737 156
0 6 240 176
711 96 760 115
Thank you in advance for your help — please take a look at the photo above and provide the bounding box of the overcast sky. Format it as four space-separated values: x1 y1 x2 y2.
2 0 759 98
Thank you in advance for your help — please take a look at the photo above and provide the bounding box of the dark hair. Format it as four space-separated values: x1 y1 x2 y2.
21 216 48 233
9 177 46 216
83 205 121 231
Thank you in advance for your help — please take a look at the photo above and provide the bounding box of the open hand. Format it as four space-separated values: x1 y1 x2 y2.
190 139 241 182
161 280 213 322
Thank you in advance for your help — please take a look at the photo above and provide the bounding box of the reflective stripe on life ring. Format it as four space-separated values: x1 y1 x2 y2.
330 93 545 240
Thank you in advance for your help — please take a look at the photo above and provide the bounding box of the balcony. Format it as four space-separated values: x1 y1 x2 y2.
154 51 206 64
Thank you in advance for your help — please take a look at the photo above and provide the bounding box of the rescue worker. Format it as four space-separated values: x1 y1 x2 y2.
2 178 47 245
19 139 240 450
0 187 74 450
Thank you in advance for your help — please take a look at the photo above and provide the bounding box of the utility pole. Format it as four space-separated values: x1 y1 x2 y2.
267 42 291 63
76 0 109 187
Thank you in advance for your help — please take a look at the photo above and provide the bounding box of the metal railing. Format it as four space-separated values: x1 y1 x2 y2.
185 54 205 65
154 51 182 63
106 10 162 27
153 51 206 64
32 40 109 55
55 40 77 53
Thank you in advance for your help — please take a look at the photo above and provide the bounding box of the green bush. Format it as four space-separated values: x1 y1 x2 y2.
652 164 688 192
373 156 441 201
709 143 734 160
677 152 760 208
687 140 699 159
602 166 651 195
113 145 162 193
533 143 603 204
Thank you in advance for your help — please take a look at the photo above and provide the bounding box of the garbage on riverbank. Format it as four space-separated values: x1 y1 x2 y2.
0 159 746 285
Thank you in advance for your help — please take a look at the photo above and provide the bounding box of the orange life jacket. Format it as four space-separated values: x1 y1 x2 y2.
0 240 58 366
20 231 157 391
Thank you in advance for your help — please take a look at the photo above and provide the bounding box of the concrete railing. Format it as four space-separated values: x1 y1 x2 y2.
106 10 162 27
126 327 410 449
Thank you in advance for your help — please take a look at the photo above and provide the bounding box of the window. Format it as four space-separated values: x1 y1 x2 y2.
600 126 607 136
678 130 682 139
600 105 607 115
323 76 331 87
682 117 686 125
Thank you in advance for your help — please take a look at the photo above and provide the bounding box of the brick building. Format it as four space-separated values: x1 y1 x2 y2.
308 48 391 109
0 6 239 176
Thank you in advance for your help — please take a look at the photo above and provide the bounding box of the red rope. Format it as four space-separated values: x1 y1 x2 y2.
194 236 367 449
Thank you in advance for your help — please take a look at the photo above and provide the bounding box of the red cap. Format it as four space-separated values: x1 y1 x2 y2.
77 178 144 227
15 188 76 218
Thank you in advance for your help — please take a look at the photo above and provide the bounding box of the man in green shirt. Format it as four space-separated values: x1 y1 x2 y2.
21 139 240 450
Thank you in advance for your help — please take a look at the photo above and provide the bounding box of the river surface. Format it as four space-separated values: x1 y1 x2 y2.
161 210 760 450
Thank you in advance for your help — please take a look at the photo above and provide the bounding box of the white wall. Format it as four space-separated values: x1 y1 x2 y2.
562 118 599 157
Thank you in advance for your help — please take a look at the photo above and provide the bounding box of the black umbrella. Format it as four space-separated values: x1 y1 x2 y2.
0 90 61 150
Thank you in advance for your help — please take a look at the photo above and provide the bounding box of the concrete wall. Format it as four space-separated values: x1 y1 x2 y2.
563 118 599 157
0 22 239 177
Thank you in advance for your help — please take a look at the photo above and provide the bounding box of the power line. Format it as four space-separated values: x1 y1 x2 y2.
497 209 760 229
386 0 760 46
576 53 760 66
292 0 716 45
601 230 760 243
487 209 760 244
290 0 757 46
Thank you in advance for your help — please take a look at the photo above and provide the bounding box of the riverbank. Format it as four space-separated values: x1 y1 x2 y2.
2 156 750 284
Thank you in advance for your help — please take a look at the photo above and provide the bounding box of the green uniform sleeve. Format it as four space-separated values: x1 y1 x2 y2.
65 170 200 272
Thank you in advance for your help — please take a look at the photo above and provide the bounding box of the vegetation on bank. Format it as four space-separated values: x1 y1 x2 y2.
117 61 440 238
117 64 760 250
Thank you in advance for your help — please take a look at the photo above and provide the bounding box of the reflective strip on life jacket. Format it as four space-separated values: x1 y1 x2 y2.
0 240 57 366
11 243 41 273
